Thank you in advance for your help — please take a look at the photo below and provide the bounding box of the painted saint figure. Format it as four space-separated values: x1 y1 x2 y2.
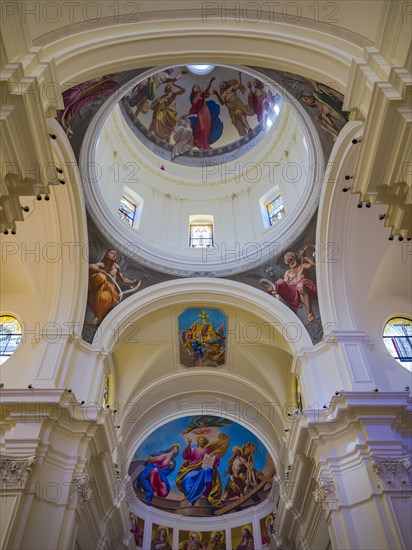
178 531 203 550
151 526 172 550
261 515 275 548
300 83 348 138
58 76 119 138
176 434 229 506
149 83 186 142
129 513 144 548
188 77 216 149
135 444 180 503
88 249 140 326
236 527 254 550
207 531 226 550
262 246 317 323
128 68 187 115
222 443 264 501
213 72 254 136
172 116 194 159
247 79 274 123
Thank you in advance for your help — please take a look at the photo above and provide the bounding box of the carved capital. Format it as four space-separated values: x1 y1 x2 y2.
0 456 35 489
73 477 94 507
313 477 339 512
370 456 411 491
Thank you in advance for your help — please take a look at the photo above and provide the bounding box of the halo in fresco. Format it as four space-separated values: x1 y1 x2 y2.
178 530 227 549
128 415 275 516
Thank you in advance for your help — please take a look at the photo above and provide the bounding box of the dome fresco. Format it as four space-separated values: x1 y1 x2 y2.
54 64 348 345
120 66 282 166
128 415 276 516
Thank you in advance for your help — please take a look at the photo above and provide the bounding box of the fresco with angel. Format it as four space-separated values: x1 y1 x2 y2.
128 415 275 516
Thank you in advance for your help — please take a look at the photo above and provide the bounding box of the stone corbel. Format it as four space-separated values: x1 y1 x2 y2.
0 456 35 490
370 456 411 491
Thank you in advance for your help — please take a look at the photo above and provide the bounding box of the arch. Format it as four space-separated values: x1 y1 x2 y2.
316 120 364 328
91 278 314 353
36 16 365 89
0 120 89 387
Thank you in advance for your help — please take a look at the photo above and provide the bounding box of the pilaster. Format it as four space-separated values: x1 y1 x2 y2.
0 389 128 550
273 391 411 549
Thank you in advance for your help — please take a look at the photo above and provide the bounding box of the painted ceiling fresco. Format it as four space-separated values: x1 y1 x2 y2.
227 214 324 345
178 529 227 550
128 415 275 516
56 65 348 346
120 66 282 165
178 308 227 368
128 514 274 549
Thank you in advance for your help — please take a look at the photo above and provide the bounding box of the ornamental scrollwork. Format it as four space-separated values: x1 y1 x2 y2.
313 477 339 511
73 477 93 506
0 456 35 489
370 456 411 490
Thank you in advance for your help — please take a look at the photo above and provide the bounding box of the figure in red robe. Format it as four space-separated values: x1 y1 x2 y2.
189 77 216 149
262 247 318 323
247 79 274 123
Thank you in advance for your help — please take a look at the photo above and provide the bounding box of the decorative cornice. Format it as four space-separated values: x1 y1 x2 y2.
0 456 35 490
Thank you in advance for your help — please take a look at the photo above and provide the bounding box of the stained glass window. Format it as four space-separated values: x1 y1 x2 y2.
118 196 136 226
383 317 412 370
189 224 214 248
266 195 285 225
0 315 22 365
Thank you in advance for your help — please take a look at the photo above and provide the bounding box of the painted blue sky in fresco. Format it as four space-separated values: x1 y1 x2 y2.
131 415 274 498
178 308 226 333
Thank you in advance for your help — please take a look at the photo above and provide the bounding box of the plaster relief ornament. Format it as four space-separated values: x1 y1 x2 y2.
0 456 35 489
313 477 339 512
370 456 411 490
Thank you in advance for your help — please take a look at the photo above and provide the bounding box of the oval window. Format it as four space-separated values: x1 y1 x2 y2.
0 315 22 365
383 317 412 370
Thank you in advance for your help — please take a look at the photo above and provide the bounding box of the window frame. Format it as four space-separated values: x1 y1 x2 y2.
0 314 22 365
382 317 412 364
189 223 214 248
118 195 136 227
266 195 286 226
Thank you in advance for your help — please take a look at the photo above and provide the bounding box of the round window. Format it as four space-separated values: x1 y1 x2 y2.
0 315 22 365
383 317 412 370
